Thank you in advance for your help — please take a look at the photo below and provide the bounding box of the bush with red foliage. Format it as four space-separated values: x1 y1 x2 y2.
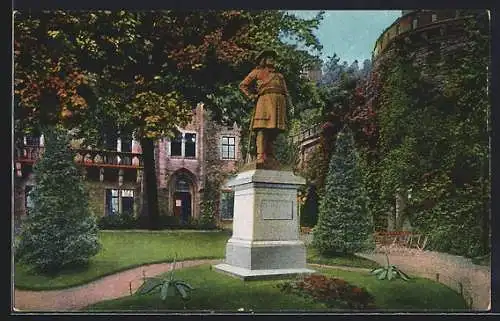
277 274 376 310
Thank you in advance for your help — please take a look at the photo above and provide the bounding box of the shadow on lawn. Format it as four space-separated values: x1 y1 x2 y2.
306 248 381 269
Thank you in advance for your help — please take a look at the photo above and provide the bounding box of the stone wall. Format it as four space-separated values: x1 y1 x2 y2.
153 103 241 221
371 11 486 87
156 104 205 189
155 104 205 219
371 10 484 60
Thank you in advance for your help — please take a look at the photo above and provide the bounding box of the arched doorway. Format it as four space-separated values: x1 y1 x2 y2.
169 169 196 224
174 178 192 224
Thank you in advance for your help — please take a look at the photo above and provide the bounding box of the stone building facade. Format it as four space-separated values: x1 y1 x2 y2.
154 103 241 223
372 10 486 72
13 103 241 229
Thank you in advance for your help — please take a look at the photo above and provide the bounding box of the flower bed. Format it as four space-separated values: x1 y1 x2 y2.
277 274 376 310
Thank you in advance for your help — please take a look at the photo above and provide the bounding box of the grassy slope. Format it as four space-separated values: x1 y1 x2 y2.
85 264 467 312
14 231 230 290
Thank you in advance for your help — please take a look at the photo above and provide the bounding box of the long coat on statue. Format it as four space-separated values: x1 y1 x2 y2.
239 66 288 131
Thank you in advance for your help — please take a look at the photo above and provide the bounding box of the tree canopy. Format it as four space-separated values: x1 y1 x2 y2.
14 10 326 229
14 10 325 142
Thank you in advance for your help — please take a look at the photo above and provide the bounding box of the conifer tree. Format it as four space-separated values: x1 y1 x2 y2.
312 127 373 255
15 127 100 272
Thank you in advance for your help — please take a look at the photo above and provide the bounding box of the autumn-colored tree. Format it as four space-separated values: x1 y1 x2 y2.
14 10 324 229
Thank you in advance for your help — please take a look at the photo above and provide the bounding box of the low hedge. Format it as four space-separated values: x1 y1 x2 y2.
97 213 218 230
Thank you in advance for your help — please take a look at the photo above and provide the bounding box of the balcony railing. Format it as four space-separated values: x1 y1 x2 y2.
15 145 143 169
291 125 322 145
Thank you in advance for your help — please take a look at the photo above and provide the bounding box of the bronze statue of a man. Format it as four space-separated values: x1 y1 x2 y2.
239 49 289 166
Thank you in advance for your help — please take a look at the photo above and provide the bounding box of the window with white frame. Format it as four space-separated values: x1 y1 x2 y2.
169 132 196 158
106 189 134 215
221 136 236 160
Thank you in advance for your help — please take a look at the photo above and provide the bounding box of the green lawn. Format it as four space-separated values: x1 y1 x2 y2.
16 230 383 291
14 230 230 290
306 247 380 269
320 267 467 311
84 264 468 312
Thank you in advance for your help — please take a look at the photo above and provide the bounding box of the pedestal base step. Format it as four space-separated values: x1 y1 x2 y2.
213 263 315 281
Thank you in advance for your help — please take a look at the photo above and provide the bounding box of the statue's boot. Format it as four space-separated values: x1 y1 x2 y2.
256 130 266 164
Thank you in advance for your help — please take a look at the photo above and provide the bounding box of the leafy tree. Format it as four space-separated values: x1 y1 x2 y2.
14 10 324 229
319 53 345 85
15 127 100 273
300 53 375 199
312 128 373 255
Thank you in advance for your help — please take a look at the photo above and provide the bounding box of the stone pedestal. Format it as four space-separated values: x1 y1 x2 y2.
214 169 315 280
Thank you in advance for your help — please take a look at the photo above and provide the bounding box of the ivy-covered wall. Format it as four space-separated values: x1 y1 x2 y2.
201 108 239 228
362 12 490 257
13 171 141 224
84 179 141 217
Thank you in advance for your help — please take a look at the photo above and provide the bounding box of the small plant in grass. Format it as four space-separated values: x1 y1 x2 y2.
277 274 376 309
370 253 410 281
135 257 194 309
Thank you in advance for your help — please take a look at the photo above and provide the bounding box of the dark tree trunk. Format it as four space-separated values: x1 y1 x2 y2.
140 137 160 230
482 179 490 254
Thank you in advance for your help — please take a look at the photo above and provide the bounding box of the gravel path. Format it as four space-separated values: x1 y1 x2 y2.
13 260 373 312
13 259 221 312
14 252 489 312
357 251 490 311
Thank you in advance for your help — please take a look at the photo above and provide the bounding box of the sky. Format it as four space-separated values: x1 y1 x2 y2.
288 10 402 65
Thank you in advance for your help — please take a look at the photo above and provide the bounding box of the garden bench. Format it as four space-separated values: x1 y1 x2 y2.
301 226 313 234
374 231 428 254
